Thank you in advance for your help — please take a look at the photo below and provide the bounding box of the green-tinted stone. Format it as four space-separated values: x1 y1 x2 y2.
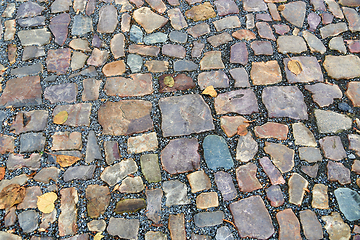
203 135 234 170
115 199 146 214
335 188 360 221
140 154 161 183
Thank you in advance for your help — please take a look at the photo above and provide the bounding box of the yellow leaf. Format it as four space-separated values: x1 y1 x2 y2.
202 86 217 97
164 76 174 87
94 232 104 240
0 184 25 209
287 60 303 75
56 155 81 167
37 192 57 214
53 111 68 124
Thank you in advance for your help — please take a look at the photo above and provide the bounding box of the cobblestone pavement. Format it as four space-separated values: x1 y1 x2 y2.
1 0 360 239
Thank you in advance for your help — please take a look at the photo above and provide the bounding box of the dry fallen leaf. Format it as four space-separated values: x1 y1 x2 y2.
164 76 175 87
56 155 81 167
278 5 285 11
0 184 26 209
237 122 250 136
53 111 68 124
94 232 104 240
37 192 57 213
287 60 303 75
202 86 217 97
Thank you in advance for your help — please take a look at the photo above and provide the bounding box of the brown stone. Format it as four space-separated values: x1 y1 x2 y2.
213 16 241 31
51 131 82 151
319 136 346 161
312 183 329 209
187 170 211 193
133 7 168 33
86 185 110 218
259 157 285 185
196 192 219 209
299 209 323 240
87 48 109 67
256 22 276 40
115 198 146 214
53 103 91 127
159 74 196 93
59 187 78 237
185 2 216 21
129 44 160 57
232 29 256 40
105 73 153 97
46 48 71 75
98 100 153 135
17 186 42 210
145 60 169 72
0 135 15 154
276 209 302 240
236 163 262 192
346 82 360 107
250 60 281 85
250 40 273 55
215 89 259 115
145 0 166 13
327 161 351 185
353 160 360 174
200 51 225 70
187 23 210 38
230 42 248 65
220 115 249 137
254 122 288 140
102 61 126 77
82 78 101 101
169 214 186 240
264 142 294 173
323 55 360 80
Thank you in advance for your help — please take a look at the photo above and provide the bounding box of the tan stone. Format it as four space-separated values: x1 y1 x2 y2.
145 60 169 72
196 192 219 209
322 212 351 240
51 131 82 151
187 170 211 193
250 60 282 85
102 60 126 77
200 51 224 70
276 209 302 240
185 2 216 21
133 7 168 33
312 183 329 209
288 173 308 206
127 132 158 154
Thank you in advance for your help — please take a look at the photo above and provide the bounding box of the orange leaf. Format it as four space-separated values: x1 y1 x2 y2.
237 124 249 136
0 184 26 209
56 155 81 167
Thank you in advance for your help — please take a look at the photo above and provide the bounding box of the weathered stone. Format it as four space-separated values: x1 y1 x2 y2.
259 157 285 185
17 16 45 27
200 51 224 70
327 161 351 185
162 44 186 58
46 48 71 75
4 20 16 41
215 89 259 115
264 142 294 173
87 48 109 67
276 209 302 240
284 56 323 84
110 33 125 59
315 109 351 133
207 32 233 47
86 184 110 218
319 136 346 161
280 1 306 27
82 78 101 101
305 83 342 107
145 60 169 72
299 209 323 240
17 2 44 18
273 24 290 35
236 163 262 192
133 7 168 33
216 226 234 240
288 173 308 206
100 159 137 186
52 131 82 151
292 122 317 147
59 187 78 236
51 0 71 13
262 86 308 120
22 46 46 61
299 147 322 163
230 68 250 87
203 135 234 170
185 2 216 21
256 22 276 40
346 40 360 53
213 16 241 31
169 31 187 43
254 122 288 140
144 32 168 44
72 14 93 35
196 192 219 209
107 218 139 239
250 41 273 55
69 39 91 52
187 170 211 193
140 154 161 182
20 132 45 153
335 188 360 221
129 44 160 57
198 71 229 90
146 188 162 223
98 100 153 135
159 94 214 137
0 135 14 155
266 185 284 207
104 141 120 165
169 214 186 240
187 23 210 38
349 134 360 157
145 231 167 240
128 132 158 154
163 180 190 206
130 25 143 44
174 60 198 71
161 138 200 174
120 13 131 32
214 171 237 201
17 186 42 209
0 232 21 240
243 0 268 11
232 29 256 40
7 153 41 171
312 183 329 209
168 8 188 30
277 35 307 53
329 36 347 53
97 5 118 33
5 207 16 227
308 12 321 30
325 0 344 18
214 0 239 16
343 7 360 32
71 51 88 71
194 211 224 227
302 30 326 54
115 198 146 214
34 167 61 183
346 82 360 107
236 132 258 162
18 28 51 46
230 42 248 65
320 22 348 38
102 61 126 77
127 54 143 73
87 220 106 232
0 174 29 193
322 212 351 240
230 195 274 239
11 63 43 78
63 165 95 182
324 55 360 79
49 13 70 46
251 60 281 85
85 131 101 163
53 103 91 127
0 76 42 108
220 115 249 137
18 210 38 233
44 83 77 104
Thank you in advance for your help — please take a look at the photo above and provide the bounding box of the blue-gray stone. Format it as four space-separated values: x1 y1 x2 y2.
72 14 93 36
335 188 360 221
169 31 187 43
0 111 7 131
18 210 38 233
203 135 234 170
17 16 46 27
216 226 234 240
63 165 96 182
20 132 46 153
144 32 168 45
194 211 224 227
174 60 198 72
127 54 143 73
11 62 43 77
130 25 143 43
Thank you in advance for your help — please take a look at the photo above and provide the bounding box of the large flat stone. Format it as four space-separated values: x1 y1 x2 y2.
323 55 360 79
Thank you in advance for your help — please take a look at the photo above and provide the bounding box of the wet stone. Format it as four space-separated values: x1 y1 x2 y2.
11 63 43 77
161 138 200 174
259 157 285 185
243 0 268 11
133 7 168 33
198 71 229 90
34 167 61 183
220 115 249 137
319 136 346 161
236 163 262 192
299 209 323 240
20 132 45 153
163 180 190 206
343 7 360 32
7 153 41 171
324 55 360 79
53 103 91 127
86 184 110 218
250 60 281 85
174 60 198 71
236 132 258 162
299 147 322 163
320 22 348 38
251 41 273 55
230 42 248 65
187 23 210 38
322 212 351 240
203 135 234 170
159 74 195 93
280 1 306 27
207 32 233 48
196 192 219 209
144 32 168 44
169 31 188 43
107 218 139 239
266 185 284 207
63 165 96 182
59 187 78 236
327 161 351 185
256 22 276 40
146 188 162 223
130 25 143 43
215 89 259 115
276 209 302 240
17 186 42 209
335 188 360 221
72 14 93 35
168 8 188 30
214 171 237 201
98 100 153 135
110 33 125 59
22 46 45 61
87 48 109 67
262 86 308 120
118 176 144 193
264 142 294 173
115 198 146 214
100 159 137 186
194 211 224 227
140 154 161 183
162 44 186 58
87 220 106 232
159 94 214 137
230 68 250 87
44 83 77 103
230 195 274 239
18 210 39 233
145 60 169 72
187 170 211 193
277 35 307 54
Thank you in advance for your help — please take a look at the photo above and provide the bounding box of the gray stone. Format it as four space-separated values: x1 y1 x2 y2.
107 218 139 239
7 153 41 171
216 226 234 240
159 94 214 137
53 103 91 127
302 30 326 54
236 132 258 162
71 52 88 71
301 164 319 178
214 171 237 201
20 132 45 153
44 83 77 103
49 13 70 46
85 131 102 163
320 136 346 161
144 32 168 44
335 188 360 221
299 147 322 163
266 185 284 207
243 0 267 11
22 46 45 61
17 2 44 18
118 176 144 193
174 60 198 71
130 25 144 43
194 211 224 227
145 231 167 240
11 110 47 135
327 161 351 185
277 36 307 54
329 36 347 53
17 186 42 209
163 180 190 206
51 0 71 13
11 63 43 77
97 5 118 33
63 165 96 182
314 109 352 133
203 135 234 170
215 89 259 115
34 167 61 183
320 22 348 38
280 1 306 27
230 68 250 87
169 31 188 43
288 173 308 206
87 220 106 232
145 188 162 223
110 33 125 59
127 54 143 73
101 140 118 162
100 159 138 186
18 210 38 233
198 71 229 90
18 16 46 27
72 14 93 36
343 7 360 32
305 83 342 107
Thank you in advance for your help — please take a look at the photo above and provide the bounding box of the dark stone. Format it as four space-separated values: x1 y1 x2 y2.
203 135 234 170
115 198 146 214
20 132 45 153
